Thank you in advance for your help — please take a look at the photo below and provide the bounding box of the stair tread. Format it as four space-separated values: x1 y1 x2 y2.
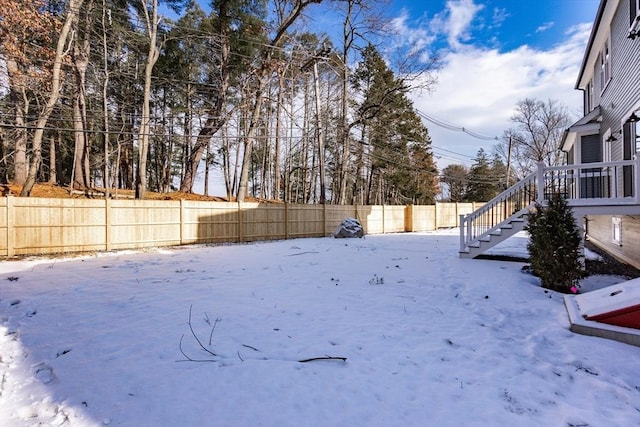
460 203 532 258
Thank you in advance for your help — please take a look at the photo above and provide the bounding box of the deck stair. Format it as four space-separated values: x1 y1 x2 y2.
459 171 537 258
459 159 640 258
459 208 532 258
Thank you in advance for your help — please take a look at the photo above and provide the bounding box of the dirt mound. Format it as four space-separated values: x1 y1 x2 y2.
1 183 236 202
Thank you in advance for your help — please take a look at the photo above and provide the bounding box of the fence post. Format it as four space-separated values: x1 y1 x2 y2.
237 202 243 243
180 199 185 245
6 196 14 257
105 198 112 251
405 205 414 232
285 203 289 239
323 203 327 237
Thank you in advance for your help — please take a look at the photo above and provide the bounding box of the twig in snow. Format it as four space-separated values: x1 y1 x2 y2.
187 305 217 357
208 318 220 346
177 305 218 362
298 356 347 363
242 344 260 352
177 335 215 362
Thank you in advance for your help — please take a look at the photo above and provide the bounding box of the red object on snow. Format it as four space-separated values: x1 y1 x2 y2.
577 278 640 330
584 304 640 329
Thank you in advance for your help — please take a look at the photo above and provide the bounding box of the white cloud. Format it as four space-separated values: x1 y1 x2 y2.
389 10 435 57
491 7 510 27
444 0 484 50
410 22 592 167
536 21 555 33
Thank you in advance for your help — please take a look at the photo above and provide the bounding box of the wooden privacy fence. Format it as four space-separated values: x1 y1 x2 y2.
0 197 483 257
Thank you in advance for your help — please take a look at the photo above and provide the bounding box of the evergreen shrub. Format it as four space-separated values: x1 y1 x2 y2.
525 193 585 293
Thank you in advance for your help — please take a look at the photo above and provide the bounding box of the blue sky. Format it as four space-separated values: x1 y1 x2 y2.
191 0 603 193
391 0 599 52
372 0 601 169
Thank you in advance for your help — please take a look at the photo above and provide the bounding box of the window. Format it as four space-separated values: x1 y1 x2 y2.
603 131 612 162
612 217 622 245
600 39 611 91
585 80 594 113
622 118 638 159
630 0 640 28
602 131 614 197
622 119 636 196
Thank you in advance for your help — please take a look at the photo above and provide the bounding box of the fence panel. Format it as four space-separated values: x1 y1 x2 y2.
0 199 483 257
383 205 406 233
10 198 107 255
182 201 240 244
109 200 181 250
361 205 384 234
410 205 437 232
239 203 287 242
436 203 457 228
287 204 325 238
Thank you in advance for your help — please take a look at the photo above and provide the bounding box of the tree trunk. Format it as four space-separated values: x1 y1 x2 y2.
237 0 321 201
21 0 84 197
48 133 57 184
273 69 285 201
135 0 160 199
337 0 353 205
6 58 27 185
179 0 232 193
0 129 8 185
101 0 110 196
72 39 90 190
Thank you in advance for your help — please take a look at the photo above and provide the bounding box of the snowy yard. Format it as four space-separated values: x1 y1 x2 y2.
1 230 639 426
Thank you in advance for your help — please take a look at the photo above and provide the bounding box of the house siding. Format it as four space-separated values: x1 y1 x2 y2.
599 1 640 156
577 1 640 271
587 215 640 269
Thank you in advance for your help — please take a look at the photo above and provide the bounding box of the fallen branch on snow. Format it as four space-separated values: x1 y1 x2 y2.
178 306 347 364
298 356 347 363
178 305 217 362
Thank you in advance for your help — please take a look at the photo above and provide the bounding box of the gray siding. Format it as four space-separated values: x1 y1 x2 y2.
580 2 640 269
599 2 640 161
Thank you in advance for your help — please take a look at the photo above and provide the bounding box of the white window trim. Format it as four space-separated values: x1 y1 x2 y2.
603 130 613 162
586 80 595 113
632 0 640 30
600 38 611 92
612 216 622 246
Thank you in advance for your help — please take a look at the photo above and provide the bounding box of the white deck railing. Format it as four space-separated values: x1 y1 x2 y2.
460 158 640 252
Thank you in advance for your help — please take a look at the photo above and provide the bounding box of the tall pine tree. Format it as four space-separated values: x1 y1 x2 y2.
464 148 501 202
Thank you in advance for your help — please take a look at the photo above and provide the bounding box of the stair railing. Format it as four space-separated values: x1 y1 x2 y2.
460 157 640 253
459 173 537 252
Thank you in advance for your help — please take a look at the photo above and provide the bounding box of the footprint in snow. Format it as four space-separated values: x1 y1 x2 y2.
34 364 56 384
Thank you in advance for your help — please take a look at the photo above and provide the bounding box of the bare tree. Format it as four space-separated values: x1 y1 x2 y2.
21 0 85 196
71 36 91 190
135 0 161 199
237 0 322 202
496 98 571 181
179 1 234 193
0 0 60 187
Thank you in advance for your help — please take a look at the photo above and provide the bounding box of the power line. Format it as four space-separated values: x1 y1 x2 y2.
417 109 500 141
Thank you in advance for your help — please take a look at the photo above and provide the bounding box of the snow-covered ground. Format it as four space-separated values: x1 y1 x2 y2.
0 230 638 426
